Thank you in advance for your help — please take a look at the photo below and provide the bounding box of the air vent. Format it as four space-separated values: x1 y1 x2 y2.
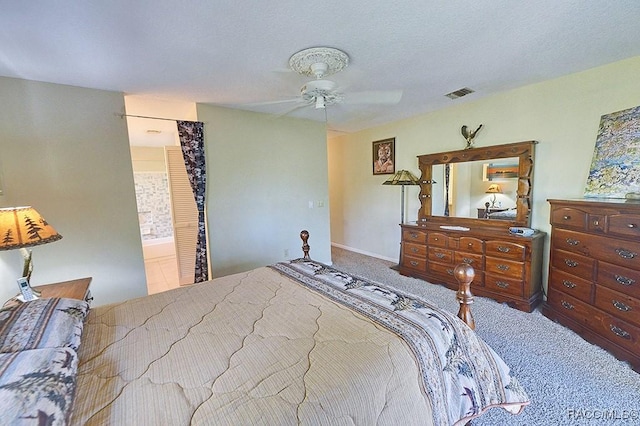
445 87 475 100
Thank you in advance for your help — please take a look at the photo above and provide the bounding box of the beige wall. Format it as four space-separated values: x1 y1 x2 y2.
328 56 640 282
0 77 147 305
196 104 332 275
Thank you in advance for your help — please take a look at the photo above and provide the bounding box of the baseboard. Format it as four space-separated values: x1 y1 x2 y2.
331 242 397 263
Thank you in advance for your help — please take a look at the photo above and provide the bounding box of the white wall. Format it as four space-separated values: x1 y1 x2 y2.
328 56 640 283
196 105 332 275
0 77 147 305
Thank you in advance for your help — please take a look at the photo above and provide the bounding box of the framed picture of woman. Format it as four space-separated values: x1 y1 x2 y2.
372 138 395 175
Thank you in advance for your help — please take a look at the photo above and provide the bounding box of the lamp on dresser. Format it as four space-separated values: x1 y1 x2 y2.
0 206 63 298
485 183 502 208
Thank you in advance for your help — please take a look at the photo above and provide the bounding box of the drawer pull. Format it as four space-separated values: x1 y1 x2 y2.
628 223 638 228
496 281 510 288
410 233 419 239
593 220 600 227
446 269 454 275
497 264 510 271
562 280 577 289
615 275 636 286
565 238 579 246
435 253 445 259
615 248 637 260
410 261 419 266
613 300 631 312
563 215 571 221
410 247 419 253
561 300 574 310
433 237 439 241
564 259 578 268
610 325 631 340
497 246 511 253
462 257 473 264
467 243 474 248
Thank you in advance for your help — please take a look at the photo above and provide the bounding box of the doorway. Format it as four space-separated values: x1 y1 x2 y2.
125 96 203 294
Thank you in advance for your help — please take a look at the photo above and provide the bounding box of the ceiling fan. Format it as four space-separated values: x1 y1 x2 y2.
258 47 402 113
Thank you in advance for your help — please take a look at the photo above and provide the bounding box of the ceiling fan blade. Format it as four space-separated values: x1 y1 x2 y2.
276 100 313 118
240 97 300 107
343 90 403 105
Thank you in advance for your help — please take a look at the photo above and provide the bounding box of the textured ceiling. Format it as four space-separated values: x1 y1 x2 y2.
1 1 639 134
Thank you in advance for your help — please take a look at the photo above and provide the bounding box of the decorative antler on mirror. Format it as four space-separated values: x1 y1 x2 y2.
461 124 483 149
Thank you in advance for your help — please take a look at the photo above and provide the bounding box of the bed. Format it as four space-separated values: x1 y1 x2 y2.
0 231 529 425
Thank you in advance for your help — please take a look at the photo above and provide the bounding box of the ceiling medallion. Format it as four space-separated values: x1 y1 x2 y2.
289 47 349 79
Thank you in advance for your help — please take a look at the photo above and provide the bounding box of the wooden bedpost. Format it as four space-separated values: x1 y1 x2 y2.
300 230 310 259
454 263 476 330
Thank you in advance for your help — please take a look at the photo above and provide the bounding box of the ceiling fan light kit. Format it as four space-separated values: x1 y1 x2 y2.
301 80 343 109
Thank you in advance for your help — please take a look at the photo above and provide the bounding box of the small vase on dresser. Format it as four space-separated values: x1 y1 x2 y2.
543 199 640 373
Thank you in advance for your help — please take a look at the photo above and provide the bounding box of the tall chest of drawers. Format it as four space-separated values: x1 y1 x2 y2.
400 223 545 312
543 199 640 372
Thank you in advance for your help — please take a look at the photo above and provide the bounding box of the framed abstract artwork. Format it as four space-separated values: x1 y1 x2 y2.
372 137 395 175
584 105 640 198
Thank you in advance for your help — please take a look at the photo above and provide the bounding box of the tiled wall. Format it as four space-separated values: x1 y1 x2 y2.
133 172 173 240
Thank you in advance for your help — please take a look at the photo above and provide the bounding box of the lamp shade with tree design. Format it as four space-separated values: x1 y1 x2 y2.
0 206 62 286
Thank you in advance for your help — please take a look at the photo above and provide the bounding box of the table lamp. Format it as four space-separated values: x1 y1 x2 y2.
0 206 62 297
485 184 502 209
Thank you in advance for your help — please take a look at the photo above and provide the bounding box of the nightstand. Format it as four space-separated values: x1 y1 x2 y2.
4 277 93 307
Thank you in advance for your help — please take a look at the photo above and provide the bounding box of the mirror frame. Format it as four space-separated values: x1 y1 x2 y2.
417 140 537 229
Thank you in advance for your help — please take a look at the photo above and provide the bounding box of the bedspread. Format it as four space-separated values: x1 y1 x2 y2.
71 260 528 425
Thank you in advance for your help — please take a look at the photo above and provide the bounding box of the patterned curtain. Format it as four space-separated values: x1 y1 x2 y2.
176 121 208 283
444 164 450 216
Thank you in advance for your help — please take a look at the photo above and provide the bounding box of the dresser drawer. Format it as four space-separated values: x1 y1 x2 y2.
549 268 593 303
597 261 640 300
458 237 484 254
428 232 448 248
551 206 587 229
547 287 592 325
485 274 523 297
428 247 453 263
549 288 640 356
454 252 483 270
593 235 640 270
551 249 594 281
485 257 524 280
404 242 427 258
587 307 640 356
485 241 526 261
402 255 426 271
403 229 427 244
607 213 640 239
554 228 640 270
595 285 640 327
428 260 456 278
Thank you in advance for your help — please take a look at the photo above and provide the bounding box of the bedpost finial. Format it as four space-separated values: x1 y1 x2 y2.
454 263 476 330
300 230 310 259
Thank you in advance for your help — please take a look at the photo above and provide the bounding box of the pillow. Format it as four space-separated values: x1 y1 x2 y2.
0 298 89 353
0 347 79 425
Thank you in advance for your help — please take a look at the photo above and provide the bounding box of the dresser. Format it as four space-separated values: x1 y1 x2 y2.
542 199 640 372
400 223 545 312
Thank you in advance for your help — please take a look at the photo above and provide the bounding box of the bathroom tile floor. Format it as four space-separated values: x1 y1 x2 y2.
145 255 181 295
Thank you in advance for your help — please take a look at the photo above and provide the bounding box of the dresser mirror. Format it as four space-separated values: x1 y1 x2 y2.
416 141 536 228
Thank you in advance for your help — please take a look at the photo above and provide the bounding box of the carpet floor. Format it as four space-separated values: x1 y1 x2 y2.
330 246 640 425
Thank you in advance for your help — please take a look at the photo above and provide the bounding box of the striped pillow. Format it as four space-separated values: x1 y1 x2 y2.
0 298 89 353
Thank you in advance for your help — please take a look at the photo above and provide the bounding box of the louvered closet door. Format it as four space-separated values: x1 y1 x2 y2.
165 146 198 285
